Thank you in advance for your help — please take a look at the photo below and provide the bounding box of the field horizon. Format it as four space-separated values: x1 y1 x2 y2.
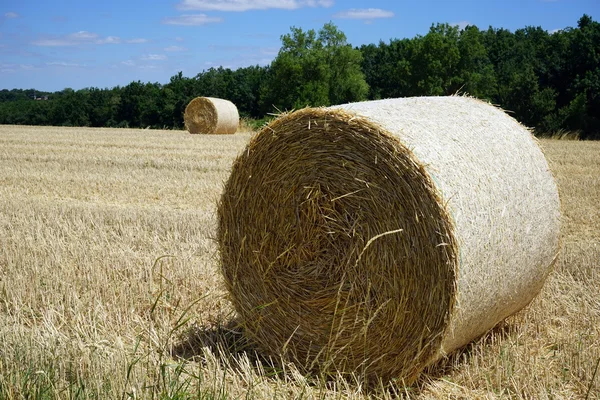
0 124 598 399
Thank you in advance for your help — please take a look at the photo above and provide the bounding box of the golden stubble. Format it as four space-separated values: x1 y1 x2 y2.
0 126 598 399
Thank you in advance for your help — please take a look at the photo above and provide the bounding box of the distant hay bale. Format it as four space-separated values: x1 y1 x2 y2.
184 97 239 134
217 96 561 385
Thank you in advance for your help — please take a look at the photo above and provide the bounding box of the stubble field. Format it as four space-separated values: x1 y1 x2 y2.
0 125 598 399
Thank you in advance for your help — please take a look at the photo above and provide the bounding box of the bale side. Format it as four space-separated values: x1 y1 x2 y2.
336 96 561 356
184 97 239 134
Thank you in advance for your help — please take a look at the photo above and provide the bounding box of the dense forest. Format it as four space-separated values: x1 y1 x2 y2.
1 15 599 138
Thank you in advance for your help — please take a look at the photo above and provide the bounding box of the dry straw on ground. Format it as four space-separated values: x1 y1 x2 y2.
1 125 597 398
218 96 561 385
184 96 239 134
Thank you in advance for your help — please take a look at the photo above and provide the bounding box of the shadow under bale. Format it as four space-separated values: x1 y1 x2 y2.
171 319 286 379
172 319 249 361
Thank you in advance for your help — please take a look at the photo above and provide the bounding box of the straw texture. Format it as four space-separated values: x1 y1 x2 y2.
217 96 561 385
184 97 239 134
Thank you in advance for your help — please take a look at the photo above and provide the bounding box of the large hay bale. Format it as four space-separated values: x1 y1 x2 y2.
184 97 239 134
217 96 560 384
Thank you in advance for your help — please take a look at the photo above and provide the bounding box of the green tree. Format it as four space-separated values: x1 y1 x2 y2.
116 81 161 128
230 65 268 118
50 88 90 126
262 22 368 112
319 22 369 105
456 25 497 98
360 38 417 98
567 15 600 135
410 23 461 95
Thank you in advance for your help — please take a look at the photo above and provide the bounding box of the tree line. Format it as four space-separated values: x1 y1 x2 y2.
1 15 598 138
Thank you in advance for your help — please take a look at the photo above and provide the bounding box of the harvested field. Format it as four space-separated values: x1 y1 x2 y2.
0 125 598 398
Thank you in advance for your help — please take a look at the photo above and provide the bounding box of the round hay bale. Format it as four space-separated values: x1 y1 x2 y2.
217 96 561 384
184 97 239 134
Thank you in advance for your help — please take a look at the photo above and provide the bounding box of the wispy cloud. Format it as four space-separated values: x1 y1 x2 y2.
70 31 98 40
317 0 334 7
451 21 471 30
46 61 86 67
177 0 334 12
165 45 187 51
32 31 144 47
0 63 38 73
0 63 16 72
96 36 121 44
4 12 19 19
31 38 76 47
333 8 394 20
141 54 167 61
122 60 135 66
127 38 148 44
31 30 100 46
162 14 223 25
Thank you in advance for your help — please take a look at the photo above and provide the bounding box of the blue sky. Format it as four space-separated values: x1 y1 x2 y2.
1 0 598 92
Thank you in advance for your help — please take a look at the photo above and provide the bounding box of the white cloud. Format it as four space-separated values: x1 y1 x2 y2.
46 61 86 67
0 63 36 72
32 31 97 46
0 63 16 72
165 45 187 51
141 54 167 60
333 8 394 20
127 38 148 44
175 37 185 42
4 12 19 18
97 36 121 44
451 21 471 30
32 38 77 46
315 0 334 7
162 14 223 25
71 31 99 40
32 31 145 47
177 0 333 12
122 60 135 66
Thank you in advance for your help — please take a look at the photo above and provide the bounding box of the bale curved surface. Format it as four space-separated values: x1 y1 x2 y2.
217 96 561 384
184 97 239 134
